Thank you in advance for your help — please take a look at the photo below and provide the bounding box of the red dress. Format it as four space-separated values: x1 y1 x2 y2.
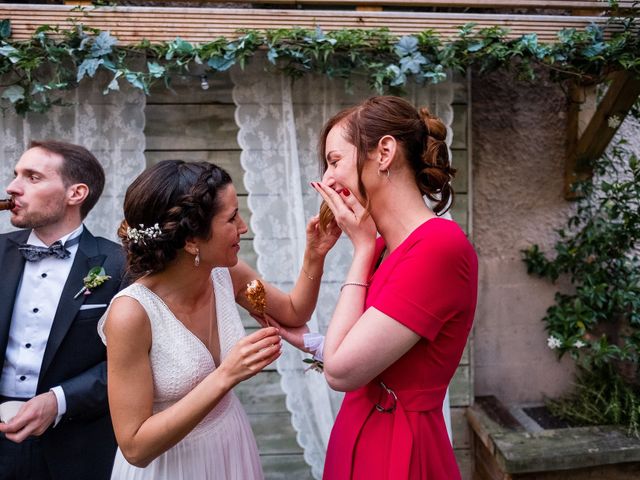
323 218 478 480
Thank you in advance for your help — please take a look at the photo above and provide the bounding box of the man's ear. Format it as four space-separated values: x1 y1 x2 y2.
377 135 397 172
67 183 89 207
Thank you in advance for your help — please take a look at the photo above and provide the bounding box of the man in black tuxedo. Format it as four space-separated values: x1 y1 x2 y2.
0 140 126 479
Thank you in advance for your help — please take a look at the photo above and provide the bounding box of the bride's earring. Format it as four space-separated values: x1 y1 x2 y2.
194 247 200 267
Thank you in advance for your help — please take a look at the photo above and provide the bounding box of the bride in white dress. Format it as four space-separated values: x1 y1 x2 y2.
98 160 340 480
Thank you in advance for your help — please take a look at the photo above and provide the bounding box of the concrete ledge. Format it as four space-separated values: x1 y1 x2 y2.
468 396 640 479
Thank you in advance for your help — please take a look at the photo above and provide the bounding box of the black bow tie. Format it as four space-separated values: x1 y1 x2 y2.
18 235 81 262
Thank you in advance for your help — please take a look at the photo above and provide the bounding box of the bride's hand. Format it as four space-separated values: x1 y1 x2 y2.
305 214 341 259
251 314 311 353
217 327 281 386
311 182 376 252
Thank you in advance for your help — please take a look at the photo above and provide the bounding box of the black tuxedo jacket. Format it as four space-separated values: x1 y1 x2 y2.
0 227 127 480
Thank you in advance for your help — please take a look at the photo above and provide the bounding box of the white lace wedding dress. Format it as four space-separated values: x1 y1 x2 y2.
98 268 264 480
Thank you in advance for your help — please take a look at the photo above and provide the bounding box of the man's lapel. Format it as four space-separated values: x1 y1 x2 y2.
40 229 107 378
0 231 29 363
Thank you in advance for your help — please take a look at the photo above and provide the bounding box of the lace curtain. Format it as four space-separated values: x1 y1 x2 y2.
0 77 146 240
233 56 456 479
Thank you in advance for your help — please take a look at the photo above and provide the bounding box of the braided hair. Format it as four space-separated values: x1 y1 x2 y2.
118 160 232 279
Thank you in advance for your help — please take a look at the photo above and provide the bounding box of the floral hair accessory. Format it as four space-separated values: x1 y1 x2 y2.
73 266 111 299
126 223 162 244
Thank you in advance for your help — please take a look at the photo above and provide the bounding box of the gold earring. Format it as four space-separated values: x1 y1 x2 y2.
377 168 390 179
194 248 200 267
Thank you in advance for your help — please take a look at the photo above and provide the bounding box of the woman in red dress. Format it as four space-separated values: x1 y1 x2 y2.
311 96 478 479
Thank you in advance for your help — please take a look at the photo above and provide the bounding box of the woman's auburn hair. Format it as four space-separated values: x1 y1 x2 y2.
317 95 456 232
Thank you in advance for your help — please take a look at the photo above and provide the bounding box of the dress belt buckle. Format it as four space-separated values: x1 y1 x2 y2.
374 381 397 413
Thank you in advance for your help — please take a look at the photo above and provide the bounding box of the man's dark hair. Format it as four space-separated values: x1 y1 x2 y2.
30 140 105 219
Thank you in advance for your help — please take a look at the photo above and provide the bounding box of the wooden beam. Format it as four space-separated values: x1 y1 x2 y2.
576 72 640 160
0 5 628 44
132 0 638 12
565 82 595 199
565 72 640 198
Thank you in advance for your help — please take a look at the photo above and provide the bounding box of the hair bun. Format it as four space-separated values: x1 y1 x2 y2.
419 107 446 143
118 219 130 242
417 106 456 215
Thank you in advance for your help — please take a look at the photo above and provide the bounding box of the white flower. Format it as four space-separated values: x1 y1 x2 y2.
607 115 621 129
127 223 162 244
573 339 587 349
547 336 562 350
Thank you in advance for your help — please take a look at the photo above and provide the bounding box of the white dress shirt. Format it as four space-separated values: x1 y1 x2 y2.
0 225 84 424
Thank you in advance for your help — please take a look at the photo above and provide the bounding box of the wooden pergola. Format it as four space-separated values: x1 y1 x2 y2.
4 1 637 43
2 0 639 196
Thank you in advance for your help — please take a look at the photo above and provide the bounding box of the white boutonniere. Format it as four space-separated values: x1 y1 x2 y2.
73 266 111 299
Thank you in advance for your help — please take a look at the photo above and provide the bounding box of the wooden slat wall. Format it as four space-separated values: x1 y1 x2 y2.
144 70 473 479
150 0 637 11
2 4 626 44
449 73 473 479
144 72 312 479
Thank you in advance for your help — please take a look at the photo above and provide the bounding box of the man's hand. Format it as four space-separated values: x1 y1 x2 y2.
0 391 58 443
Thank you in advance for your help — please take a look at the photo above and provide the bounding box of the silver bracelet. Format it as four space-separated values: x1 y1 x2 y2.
340 281 370 292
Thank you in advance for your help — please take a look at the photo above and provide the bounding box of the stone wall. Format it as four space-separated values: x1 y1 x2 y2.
471 69 640 405
471 70 576 404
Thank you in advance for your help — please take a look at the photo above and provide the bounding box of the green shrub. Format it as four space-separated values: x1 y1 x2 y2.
523 137 640 435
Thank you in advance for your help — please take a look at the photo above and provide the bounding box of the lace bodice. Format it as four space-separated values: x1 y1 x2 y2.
98 268 247 437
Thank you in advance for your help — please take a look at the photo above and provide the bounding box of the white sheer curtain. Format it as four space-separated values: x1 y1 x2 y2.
0 77 146 240
232 56 455 478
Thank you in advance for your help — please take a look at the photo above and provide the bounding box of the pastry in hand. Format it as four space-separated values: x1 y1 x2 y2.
318 201 335 233
245 279 267 316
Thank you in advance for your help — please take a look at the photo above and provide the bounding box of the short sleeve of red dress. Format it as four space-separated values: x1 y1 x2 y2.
370 218 477 341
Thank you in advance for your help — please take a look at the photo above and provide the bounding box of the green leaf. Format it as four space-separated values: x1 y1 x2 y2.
103 72 122 94
207 55 235 72
125 72 146 92
0 19 11 40
77 58 104 82
1 85 25 103
466 41 485 53
583 42 606 58
399 51 427 74
0 43 20 64
0 20 638 115
84 266 106 280
385 64 406 87
267 47 278 64
422 64 447 83
91 31 118 57
394 36 419 56
147 61 165 78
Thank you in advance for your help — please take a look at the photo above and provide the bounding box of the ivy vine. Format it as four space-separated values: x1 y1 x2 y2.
0 14 638 114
